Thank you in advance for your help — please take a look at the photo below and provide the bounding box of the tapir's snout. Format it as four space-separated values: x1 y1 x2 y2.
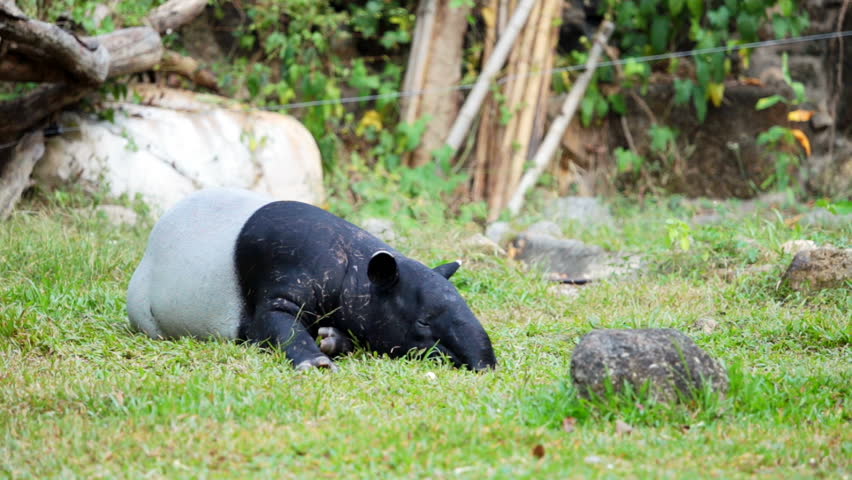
433 307 497 372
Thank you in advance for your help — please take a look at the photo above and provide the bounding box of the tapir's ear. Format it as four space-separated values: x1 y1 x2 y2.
368 250 399 289
433 260 462 279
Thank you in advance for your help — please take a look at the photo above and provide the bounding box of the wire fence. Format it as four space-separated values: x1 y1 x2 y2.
1 30 851 152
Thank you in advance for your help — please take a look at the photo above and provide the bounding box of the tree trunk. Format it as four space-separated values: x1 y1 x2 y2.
407 0 471 167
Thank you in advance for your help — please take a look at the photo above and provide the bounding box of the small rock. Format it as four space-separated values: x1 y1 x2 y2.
361 218 396 243
485 221 512 245
615 420 633 435
548 284 582 299
525 220 563 237
543 196 614 226
781 246 852 292
512 233 641 282
780 239 818 255
693 317 719 334
461 233 506 255
92 205 139 226
424 371 437 382
710 264 775 282
800 209 852 228
570 328 729 403
511 233 603 280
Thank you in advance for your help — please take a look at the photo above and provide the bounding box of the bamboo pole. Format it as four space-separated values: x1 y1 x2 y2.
487 0 541 219
530 0 561 159
444 0 537 153
401 0 437 126
507 21 615 217
503 0 558 206
472 0 499 201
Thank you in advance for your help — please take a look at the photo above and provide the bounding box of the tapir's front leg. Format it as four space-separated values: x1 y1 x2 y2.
318 327 355 357
241 302 336 371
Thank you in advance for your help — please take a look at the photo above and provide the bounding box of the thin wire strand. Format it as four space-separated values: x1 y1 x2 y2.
261 30 852 111
1 30 850 151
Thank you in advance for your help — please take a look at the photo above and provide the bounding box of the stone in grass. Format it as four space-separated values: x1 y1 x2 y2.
781 247 852 292
570 328 728 403
511 233 641 282
361 218 397 244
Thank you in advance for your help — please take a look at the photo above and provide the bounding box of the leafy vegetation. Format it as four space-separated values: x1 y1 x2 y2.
1 189 849 477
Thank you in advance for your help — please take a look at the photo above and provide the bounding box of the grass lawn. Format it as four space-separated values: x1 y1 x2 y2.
1 191 849 478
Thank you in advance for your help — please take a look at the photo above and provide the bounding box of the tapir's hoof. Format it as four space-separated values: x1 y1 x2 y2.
295 355 338 372
318 327 355 357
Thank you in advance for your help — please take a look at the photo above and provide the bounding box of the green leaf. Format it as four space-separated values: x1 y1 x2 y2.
651 17 671 53
772 15 790 38
687 0 704 19
674 78 693 105
737 12 759 41
609 93 627 115
693 86 708 122
669 0 685 16
639 0 657 16
791 82 807 104
695 57 710 85
581 96 596 127
708 7 730 29
755 95 785 110
650 125 678 153
595 95 609 118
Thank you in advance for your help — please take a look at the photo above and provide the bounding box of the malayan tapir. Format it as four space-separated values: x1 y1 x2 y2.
127 188 496 371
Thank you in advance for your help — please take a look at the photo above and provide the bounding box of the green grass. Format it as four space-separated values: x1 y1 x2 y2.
1 191 850 478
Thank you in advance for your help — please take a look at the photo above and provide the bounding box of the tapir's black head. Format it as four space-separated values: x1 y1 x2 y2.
363 251 496 371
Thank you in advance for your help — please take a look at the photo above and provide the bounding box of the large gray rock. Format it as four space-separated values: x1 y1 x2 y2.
570 328 729 403
543 196 614 226
485 221 513 245
782 247 852 292
34 86 325 216
511 233 640 282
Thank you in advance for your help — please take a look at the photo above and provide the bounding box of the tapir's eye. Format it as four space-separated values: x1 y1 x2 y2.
415 318 431 333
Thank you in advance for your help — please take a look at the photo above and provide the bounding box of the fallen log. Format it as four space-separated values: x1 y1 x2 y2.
0 27 163 83
0 1 109 84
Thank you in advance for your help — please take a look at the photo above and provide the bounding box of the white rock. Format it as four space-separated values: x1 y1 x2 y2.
781 239 818 255
35 86 324 216
93 205 138 226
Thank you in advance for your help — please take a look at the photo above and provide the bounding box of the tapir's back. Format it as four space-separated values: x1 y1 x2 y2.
127 188 272 339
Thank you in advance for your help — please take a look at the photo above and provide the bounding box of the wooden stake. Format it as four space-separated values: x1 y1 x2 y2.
444 0 537 153
504 0 558 206
507 21 615 216
472 0 499 201
401 0 437 127
487 0 542 219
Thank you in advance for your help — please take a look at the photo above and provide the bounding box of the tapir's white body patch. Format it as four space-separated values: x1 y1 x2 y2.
127 188 273 340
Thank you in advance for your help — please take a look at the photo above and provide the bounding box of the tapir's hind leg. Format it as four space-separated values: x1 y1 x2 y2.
243 305 337 371
126 258 165 339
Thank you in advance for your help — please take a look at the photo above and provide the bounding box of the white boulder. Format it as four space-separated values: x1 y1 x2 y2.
34 86 325 214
